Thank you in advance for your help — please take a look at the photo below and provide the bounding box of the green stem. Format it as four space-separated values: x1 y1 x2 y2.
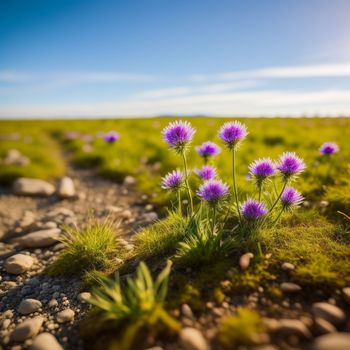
211 205 217 236
232 148 242 222
182 152 194 215
177 189 182 215
258 183 262 201
269 181 287 213
272 207 284 225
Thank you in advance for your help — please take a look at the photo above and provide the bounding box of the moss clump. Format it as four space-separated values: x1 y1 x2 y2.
48 218 122 277
218 308 265 348
134 211 189 259
259 210 350 286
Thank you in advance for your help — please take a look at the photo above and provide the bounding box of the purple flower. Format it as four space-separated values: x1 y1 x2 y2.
161 170 184 190
276 152 306 179
241 199 268 220
103 131 120 143
319 142 339 155
162 120 196 152
196 141 221 160
281 186 304 209
194 166 217 181
249 158 275 183
197 180 229 204
218 121 248 148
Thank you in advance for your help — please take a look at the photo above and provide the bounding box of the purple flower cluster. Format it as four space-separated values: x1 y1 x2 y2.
319 142 339 155
196 141 221 160
280 186 304 209
241 199 267 220
161 170 184 190
276 152 306 179
249 158 275 182
194 166 217 181
162 121 196 152
218 121 248 149
197 180 229 204
103 131 120 143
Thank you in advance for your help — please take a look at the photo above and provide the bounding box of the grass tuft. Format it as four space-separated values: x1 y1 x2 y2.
48 218 122 277
218 308 265 348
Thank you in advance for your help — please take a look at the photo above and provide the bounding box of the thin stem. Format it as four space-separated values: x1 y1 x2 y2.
272 207 284 225
211 205 217 236
269 180 287 213
258 183 262 201
182 152 194 215
177 189 182 215
232 148 242 222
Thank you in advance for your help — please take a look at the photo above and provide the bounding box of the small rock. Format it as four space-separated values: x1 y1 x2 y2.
2 318 11 329
57 177 76 198
264 318 311 338
11 317 44 341
30 332 63 350
4 149 30 166
311 302 346 325
312 332 350 350
123 176 136 186
77 292 91 302
120 210 132 219
142 212 158 223
281 262 295 271
56 308 75 323
14 228 61 248
181 304 194 319
13 178 55 197
179 327 210 350
4 254 34 274
48 299 58 308
18 299 42 315
314 317 337 335
280 282 302 293
239 252 254 270
342 287 350 305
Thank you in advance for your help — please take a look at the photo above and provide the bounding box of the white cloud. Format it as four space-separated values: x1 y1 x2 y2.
2 89 350 118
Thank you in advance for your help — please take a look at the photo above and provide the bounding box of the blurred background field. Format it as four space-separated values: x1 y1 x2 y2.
1 117 349 213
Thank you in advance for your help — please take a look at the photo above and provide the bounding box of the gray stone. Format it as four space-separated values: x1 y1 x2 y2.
239 252 254 271
281 262 295 271
264 318 311 338
314 317 337 335
56 308 75 323
312 333 350 350
311 302 346 325
18 299 42 315
179 327 210 350
4 254 34 274
13 178 55 197
142 212 158 223
57 177 76 198
14 228 61 248
280 282 302 293
181 304 194 319
123 176 136 186
4 149 30 166
11 317 44 341
77 292 91 302
30 332 63 350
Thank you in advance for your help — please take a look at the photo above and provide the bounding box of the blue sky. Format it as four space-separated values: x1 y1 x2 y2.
1 0 350 118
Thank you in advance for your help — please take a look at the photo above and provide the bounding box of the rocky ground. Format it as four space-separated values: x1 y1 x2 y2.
0 164 350 350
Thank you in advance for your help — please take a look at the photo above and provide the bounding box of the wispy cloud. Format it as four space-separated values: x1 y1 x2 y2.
2 89 350 118
190 63 350 81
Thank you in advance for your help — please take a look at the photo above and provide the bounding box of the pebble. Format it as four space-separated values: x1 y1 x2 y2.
281 262 295 271
2 318 11 329
14 228 61 248
239 252 254 270
78 292 91 302
142 212 158 222
11 317 44 341
4 254 34 274
264 318 312 338
311 302 346 325
56 308 75 323
181 304 194 319
312 332 350 350
48 299 58 308
179 327 210 350
342 287 350 305
123 176 136 186
13 178 55 197
314 317 337 335
280 282 302 293
18 299 42 315
57 176 76 198
30 332 63 350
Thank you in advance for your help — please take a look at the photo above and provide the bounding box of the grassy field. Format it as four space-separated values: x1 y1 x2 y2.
1 117 349 211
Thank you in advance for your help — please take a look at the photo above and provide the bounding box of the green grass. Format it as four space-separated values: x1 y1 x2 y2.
134 211 189 259
83 261 179 350
218 308 265 348
48 218 123 277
